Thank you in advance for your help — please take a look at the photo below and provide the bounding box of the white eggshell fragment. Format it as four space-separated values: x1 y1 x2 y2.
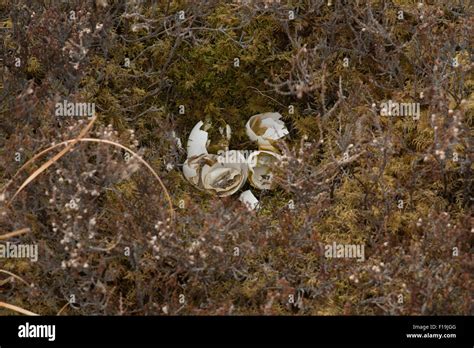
183 113 288 196
239 190 260 211
201 150 248 196
171 130 183 149
218 124 232 141
182 154 210 187
186 121 210 157
246 112 289 150
247 150 281 190
182 151 248 197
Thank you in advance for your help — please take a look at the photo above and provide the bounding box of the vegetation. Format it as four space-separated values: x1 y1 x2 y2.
0 0 472 315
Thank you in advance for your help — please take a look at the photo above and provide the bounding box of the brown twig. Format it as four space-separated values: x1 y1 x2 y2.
0 227 30 240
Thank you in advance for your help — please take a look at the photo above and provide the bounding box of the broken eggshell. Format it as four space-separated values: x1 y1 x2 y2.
239 190 260 211
186 121 210 157
246 112 289 151
247 150 281 190
184 115 288 196
186 120 232 157
182 153 211 187
183 151 248 197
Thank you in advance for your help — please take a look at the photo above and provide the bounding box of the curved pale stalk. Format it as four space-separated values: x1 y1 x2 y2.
0 227 30 240
0 301 39 316
0 269 31 287
6 116 97 205
5 138 175 220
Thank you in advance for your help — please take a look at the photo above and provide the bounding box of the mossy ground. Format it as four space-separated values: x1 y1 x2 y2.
0 0 472 315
